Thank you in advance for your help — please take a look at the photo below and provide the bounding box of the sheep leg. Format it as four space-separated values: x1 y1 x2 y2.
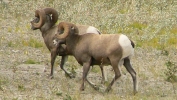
86 79 99 90
80 62 91 91
50 50 57 79
60 56 75 78
99 65 106 84
123 57 137 95
105 59 121 93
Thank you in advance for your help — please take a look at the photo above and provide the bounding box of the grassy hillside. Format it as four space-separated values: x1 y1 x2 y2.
0 0 177 99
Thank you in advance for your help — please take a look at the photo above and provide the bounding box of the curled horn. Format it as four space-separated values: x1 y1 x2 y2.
55 22 79 39
44 7 59 25
31 9 46 28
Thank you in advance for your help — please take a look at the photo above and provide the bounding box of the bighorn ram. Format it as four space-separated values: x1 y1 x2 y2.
54 22 137 94
30 7 106 81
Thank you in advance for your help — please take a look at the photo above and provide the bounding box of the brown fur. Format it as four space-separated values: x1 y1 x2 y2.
55 22 137 94
31 8 104 79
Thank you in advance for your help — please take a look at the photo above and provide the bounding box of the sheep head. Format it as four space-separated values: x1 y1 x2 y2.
31 9 46 30
53 22 79 46
55 22 79 40
30 7 58 30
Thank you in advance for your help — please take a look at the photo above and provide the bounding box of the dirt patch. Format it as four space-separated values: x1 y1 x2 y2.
0 58 177 99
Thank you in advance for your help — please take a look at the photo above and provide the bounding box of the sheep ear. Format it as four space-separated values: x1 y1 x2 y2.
71 26 75 30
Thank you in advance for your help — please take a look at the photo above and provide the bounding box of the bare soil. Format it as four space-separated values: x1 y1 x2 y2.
0 42 177 99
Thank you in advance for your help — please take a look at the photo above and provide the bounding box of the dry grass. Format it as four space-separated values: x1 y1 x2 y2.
0 0 177 99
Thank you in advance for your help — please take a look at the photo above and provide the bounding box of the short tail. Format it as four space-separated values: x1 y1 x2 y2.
130 39 135 48
97 31 101 34
97 29 102 34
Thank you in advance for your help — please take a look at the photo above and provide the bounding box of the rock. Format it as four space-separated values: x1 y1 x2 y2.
15 64 48 74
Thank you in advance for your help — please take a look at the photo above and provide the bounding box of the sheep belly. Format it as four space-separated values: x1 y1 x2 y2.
91 57 111 65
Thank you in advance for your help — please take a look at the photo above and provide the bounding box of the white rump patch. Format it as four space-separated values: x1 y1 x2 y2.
86 26 100 34
119 34 134 59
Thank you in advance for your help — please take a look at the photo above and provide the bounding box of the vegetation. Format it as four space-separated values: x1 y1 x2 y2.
24 59 40 64
0 0 177 99
165 61 177 82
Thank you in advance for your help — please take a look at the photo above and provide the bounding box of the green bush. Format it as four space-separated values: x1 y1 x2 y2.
164 61 177 82
24 59 40 64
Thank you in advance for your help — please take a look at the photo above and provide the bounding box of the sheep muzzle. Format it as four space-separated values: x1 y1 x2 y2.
53 39 58 46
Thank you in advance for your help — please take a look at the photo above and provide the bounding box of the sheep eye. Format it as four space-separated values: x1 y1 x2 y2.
58 30 62 34
32 17 39 22
58 30 64 34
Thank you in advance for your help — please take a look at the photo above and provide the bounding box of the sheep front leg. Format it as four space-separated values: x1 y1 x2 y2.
80 62 91 91
60 56 75 78
50 49 57 79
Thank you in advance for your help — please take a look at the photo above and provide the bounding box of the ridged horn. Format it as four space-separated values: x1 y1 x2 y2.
55 22 70 39
55 22 79 39
44 7 58 25
31 9 46 28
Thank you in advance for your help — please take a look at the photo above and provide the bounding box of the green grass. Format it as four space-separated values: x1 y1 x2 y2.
167 37 177 45
128 21 148 30
0 76 8 91
91 66 100 73
18 84 25 91
7 41 14 47
170 26 177 34
165 61 177 83
24 59 40 64
22 37 44 48
7 37 44 48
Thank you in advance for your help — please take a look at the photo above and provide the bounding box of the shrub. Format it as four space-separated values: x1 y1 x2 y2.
24 59 40 64
164 61 177 82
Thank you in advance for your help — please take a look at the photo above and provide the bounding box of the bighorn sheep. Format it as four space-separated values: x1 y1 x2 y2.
30 7 105 81
53 22 137 94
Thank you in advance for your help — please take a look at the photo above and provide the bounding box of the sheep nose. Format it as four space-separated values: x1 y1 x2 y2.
54 33 58 36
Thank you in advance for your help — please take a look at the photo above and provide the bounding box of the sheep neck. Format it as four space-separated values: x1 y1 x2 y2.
65 34 80 55
40 26 57 52
40 23 55 34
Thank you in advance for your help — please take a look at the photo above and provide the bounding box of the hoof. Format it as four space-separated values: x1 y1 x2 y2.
133 90 138 95
92 85 99 91
65 73 75 78
105 87 112 93
105 89 109 93
101 80 105 84
80 87 85 91
48 75 54 79
69 74 76 78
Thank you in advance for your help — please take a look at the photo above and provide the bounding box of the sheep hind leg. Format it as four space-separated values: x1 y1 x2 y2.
85 65 103 90
86 78 99 90
123 57 137 95
105 59 121 93
60 56 75 78
99 65 106 84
